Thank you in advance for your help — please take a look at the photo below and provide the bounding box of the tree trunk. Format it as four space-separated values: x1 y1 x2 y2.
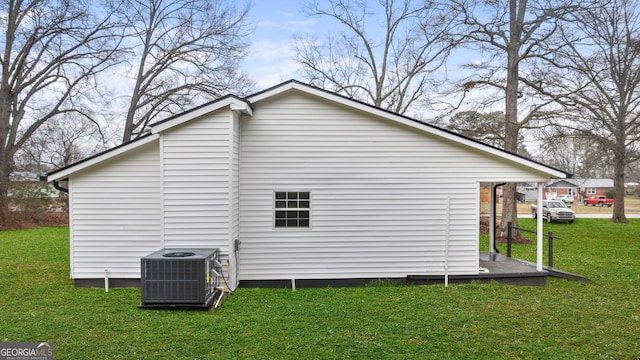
0 83 12 226
500 0 522 234
501 182 519 234
0 156 12 226
611 146 627 223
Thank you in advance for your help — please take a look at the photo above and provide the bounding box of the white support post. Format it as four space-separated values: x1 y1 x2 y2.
489 183 495 254
536 184 544 271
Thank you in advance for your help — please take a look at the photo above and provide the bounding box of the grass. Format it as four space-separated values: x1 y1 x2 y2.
0 221 638 359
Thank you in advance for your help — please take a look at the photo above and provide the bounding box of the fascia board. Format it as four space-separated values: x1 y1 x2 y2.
46 134 160 182
151 97 252 134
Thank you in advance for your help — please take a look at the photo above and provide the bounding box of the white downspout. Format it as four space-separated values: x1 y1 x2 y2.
536 183 544 271
444 196 450 287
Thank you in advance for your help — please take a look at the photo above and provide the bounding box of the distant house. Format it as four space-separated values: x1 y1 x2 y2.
545 178 614 201
517 182 540 202
9 171 61 211
45 80 568 289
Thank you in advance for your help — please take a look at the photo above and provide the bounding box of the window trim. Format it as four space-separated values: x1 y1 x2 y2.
273 191 312 229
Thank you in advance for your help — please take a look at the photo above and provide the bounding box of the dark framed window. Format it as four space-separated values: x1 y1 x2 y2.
274 191 310 228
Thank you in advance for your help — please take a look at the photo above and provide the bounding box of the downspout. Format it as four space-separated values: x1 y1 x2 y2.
53 179 69 193
41 175 69 193
491 183 506 254
444 196 450 287
536 183 544 271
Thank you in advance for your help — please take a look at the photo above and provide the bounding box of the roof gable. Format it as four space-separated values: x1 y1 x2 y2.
46 79 569 181
547 179 579 188
248 80 568 179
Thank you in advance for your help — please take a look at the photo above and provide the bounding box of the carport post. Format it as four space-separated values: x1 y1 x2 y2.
489 182 495 254
536 183 544 271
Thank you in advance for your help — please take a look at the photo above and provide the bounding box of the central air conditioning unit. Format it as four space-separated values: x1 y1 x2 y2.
140 248 222 309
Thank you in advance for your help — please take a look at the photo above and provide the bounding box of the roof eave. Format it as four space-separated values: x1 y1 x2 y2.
45 134 160 182
151 96 252 134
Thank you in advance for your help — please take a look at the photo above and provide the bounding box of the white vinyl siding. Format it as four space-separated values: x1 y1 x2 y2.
69 141 161 279
239 92 550 280
58 83 563 284
161 111 231 251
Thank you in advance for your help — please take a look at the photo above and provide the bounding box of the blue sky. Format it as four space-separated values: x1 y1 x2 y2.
242 1 319 89
241 1 478 93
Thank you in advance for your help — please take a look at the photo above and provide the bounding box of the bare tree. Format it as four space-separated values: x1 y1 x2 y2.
294 0 462 115
112 0 254 143
0 0 121 224
16 114 103 173
440 111 532 156
532 126 614 178
450 0 578 233
543 0 640 222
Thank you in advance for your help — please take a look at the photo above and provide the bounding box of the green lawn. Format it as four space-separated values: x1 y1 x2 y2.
0 219 638 359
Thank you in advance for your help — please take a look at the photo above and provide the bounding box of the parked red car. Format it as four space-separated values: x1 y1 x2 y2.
583 195 614 207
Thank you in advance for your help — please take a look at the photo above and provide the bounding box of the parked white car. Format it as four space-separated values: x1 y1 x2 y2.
554 195 574 203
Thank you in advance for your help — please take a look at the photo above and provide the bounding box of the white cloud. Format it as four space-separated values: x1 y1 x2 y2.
287 19 317 27
244 39 301 88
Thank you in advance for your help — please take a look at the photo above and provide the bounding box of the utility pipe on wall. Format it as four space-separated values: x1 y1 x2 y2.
444 196 450 287
536 184 544 271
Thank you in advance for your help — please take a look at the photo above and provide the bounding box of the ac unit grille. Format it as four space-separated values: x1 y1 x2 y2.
141 248 221 306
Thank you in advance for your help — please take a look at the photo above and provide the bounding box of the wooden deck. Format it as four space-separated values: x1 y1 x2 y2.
407 252 589 286
407 252 549 286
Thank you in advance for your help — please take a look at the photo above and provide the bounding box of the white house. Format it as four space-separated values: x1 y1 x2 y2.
45 80 567 289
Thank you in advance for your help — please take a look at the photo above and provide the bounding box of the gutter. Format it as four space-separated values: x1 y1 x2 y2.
40 175 69 193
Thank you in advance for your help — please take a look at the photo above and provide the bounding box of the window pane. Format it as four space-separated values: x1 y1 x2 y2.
274 192 311 228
